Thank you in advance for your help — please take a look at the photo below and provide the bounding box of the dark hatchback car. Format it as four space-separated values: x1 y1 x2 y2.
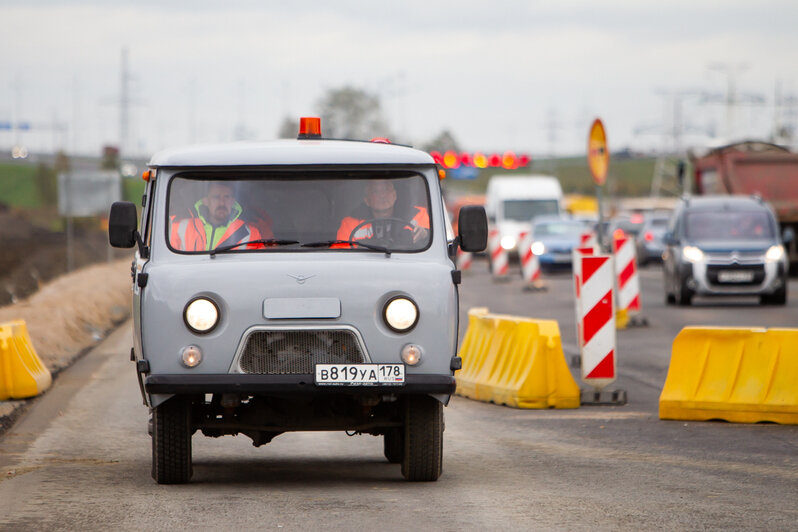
636 212 671 265
663 195 791 306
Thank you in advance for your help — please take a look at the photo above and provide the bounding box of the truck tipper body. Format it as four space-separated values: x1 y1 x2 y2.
690 141 798 270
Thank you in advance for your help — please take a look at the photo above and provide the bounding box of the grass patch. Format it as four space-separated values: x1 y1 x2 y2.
0 162 40 207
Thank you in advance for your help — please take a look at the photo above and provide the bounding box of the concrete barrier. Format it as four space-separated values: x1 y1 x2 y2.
0 320 52 400
659 327 798 424
456 308 580 409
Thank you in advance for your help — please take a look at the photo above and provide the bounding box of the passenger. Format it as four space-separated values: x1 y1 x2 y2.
336 180 429 246
170 181 271 251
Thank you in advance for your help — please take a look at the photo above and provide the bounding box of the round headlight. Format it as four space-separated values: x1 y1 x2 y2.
184 297 220 334
383 297 419 333
531 241 545 256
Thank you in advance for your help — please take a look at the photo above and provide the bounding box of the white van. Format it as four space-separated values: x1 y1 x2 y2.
484 175 563 256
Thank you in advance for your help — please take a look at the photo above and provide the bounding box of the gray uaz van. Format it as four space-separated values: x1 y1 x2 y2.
109 118 487 484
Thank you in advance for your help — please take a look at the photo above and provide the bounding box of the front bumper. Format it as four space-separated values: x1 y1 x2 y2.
686 260 785 296
144 373 456 396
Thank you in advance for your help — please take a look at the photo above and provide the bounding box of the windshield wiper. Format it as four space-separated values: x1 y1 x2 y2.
210 239 300 257
301 239 392 256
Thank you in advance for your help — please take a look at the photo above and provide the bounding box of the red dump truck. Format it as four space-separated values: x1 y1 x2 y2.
689 140 798 272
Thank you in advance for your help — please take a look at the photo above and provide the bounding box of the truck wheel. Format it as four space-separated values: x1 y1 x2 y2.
383 428 403 464
152 396 193 484
401 396 443 481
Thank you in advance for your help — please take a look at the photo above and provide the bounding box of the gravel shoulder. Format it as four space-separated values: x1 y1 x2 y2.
0 258 132 434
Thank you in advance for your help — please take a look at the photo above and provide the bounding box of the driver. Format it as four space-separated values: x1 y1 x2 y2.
335 179 429 247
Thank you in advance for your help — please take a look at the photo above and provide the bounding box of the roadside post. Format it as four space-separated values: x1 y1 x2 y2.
576 119 626 405
519 231 545 291
588 119 609 253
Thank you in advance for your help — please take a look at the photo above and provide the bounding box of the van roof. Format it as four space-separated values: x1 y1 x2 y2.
148 139 434 167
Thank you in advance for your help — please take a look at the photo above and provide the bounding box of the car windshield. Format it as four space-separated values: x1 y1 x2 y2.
685 210 775 241
533 220 585 237
502 199 559 221
167 171 431 253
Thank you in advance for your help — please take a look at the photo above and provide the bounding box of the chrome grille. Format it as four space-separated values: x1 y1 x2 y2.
705 251 765 265
239 330 367 374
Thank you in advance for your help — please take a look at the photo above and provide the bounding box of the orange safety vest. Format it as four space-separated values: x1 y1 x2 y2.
170 203 263 251
336 205 429 246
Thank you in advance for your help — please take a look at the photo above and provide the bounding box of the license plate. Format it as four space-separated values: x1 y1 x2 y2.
315 364 405 386
718 270 754 283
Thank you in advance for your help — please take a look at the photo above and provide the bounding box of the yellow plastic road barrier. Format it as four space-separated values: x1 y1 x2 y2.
659 327 798 424
0 320 52 400
615 308 628 330
456 308 580 409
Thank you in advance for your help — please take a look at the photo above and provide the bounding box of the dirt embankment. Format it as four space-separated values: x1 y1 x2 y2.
0 259 132 374
0 206 125 307
0 258 132 433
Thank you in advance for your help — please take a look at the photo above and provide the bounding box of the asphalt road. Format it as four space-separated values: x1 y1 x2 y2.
1 261 796 530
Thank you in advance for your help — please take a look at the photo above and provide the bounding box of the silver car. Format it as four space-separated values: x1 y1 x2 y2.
663 195 789 305
109 118 487 483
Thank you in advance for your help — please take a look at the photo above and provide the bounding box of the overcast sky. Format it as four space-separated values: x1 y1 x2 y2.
1 1 797 159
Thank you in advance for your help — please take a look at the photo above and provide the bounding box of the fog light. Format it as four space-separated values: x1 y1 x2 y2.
401 344 423 365
180 345 203 368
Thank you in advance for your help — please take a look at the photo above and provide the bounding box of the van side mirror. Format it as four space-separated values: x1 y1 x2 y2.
458 205 488 252
109 201 139 249
783 227 795 245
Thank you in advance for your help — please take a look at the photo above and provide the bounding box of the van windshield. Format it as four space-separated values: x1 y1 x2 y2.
166 172 432 253
502 199 560 221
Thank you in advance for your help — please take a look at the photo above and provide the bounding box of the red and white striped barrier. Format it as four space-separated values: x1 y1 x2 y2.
488 228 508 277
579 230 599 253
613 236 641 317
518 231 541 285
456 247 473 271
572 246 595 355
575 254 616 390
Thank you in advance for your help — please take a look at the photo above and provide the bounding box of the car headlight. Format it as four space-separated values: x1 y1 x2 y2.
765 245 785 262
500 235 517 250
682 245 704 263
184 297 220 334
531 241 545 255
383 296 419 333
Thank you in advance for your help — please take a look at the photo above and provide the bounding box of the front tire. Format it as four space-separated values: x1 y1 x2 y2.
401 396 443 481
152 396 193 484
761 285 787 306
383 428 403 464
676 275 693 306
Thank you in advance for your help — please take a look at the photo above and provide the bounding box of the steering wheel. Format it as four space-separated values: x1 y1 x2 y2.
348 217 414 247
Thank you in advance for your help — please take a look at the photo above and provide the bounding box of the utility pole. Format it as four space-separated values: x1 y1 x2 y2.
545 108 559 173
188 77 197 144
706 63 764 140
119 47 131 157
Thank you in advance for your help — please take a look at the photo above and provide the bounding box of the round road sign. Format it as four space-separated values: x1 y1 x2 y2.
588 119 609 186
